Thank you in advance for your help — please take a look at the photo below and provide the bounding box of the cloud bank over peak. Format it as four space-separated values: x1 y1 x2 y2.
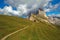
0 0 51 17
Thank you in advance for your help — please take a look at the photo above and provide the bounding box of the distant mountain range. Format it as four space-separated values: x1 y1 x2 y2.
48 15 60 26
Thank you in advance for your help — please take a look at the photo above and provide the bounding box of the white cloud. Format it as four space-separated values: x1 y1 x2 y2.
44 3 60 12
3 6 20 16
0 5 29 16
4 6 13 12
43 0 52 7
17 4 27 13
2 6 19 15
5 0 52 9
44 8 51 12
53 3 60 9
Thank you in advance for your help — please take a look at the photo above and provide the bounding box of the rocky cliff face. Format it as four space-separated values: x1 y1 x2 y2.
28 9 49 23
27 9 60 26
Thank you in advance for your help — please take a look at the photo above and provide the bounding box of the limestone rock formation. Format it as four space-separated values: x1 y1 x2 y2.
28 8 48 23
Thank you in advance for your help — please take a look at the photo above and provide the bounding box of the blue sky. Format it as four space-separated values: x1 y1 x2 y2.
46 0 60 16
0 0 16 10
0 0 8 8
0 0 60 17
52 0 60 5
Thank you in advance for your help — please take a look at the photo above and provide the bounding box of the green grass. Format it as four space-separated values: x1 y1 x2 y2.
6 18 60 40
6 22 60 40
0 15 33 39
0 15 60 40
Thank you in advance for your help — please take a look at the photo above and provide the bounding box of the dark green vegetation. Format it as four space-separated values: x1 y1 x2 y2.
0 15 60 40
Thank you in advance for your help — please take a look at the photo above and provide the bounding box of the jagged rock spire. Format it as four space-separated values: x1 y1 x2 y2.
38 8 48 19
27 8 48 22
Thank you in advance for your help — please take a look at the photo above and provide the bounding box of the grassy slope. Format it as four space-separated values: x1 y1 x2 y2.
0 15 33 39
6 16 60 40
0 15 60 40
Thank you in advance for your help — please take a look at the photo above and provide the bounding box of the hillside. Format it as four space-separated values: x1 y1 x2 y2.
0 15 33 39
0 15 60 40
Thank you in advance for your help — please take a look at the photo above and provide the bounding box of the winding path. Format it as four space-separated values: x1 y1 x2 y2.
1 26 29 40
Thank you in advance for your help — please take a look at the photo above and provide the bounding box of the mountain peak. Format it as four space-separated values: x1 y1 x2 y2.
27 9 48 23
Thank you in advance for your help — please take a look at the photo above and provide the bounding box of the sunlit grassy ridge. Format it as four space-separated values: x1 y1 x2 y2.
0 15 33 39
6 20 60 40
0 15 60 40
